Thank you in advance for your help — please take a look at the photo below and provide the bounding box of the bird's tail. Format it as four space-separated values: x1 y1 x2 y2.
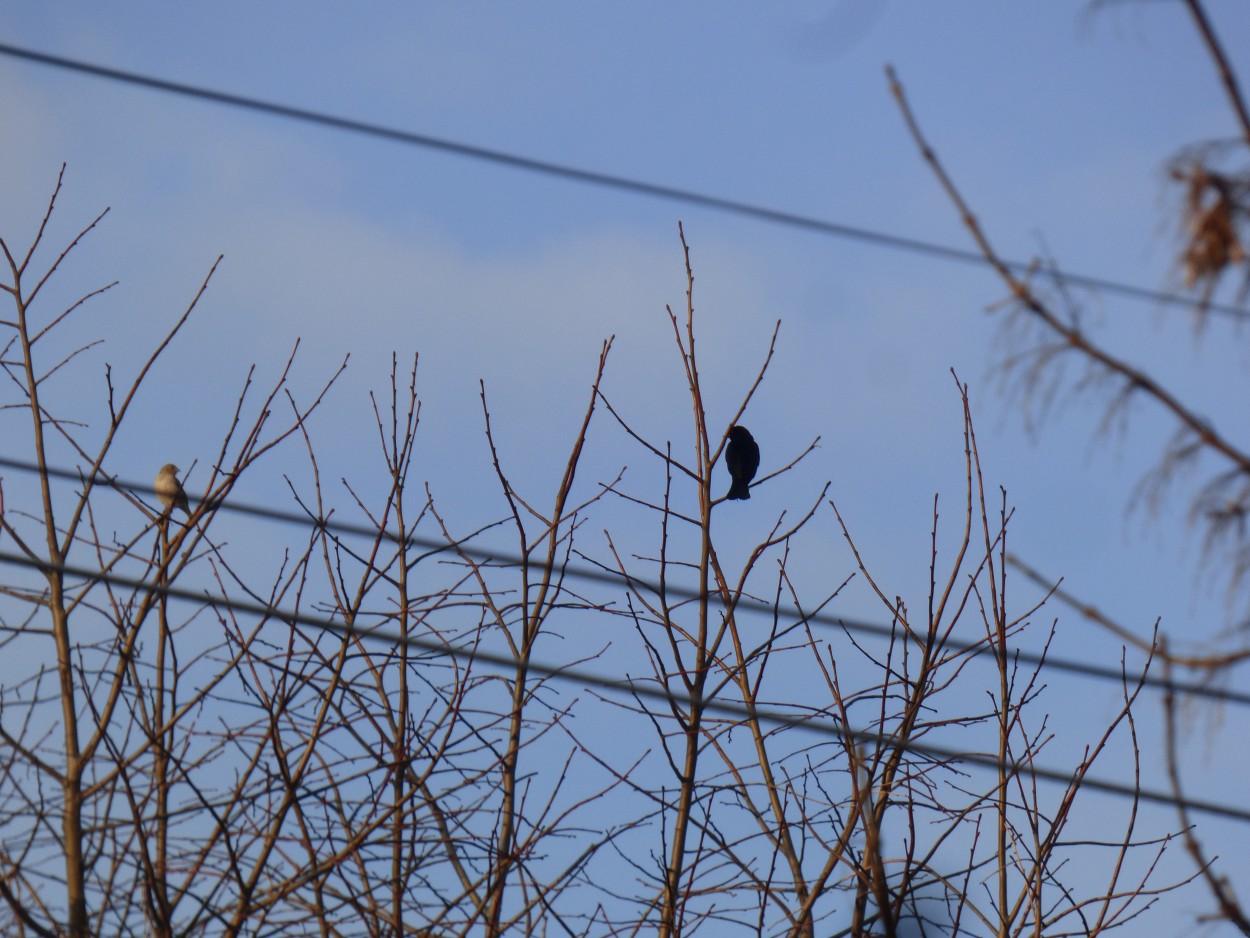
726 481 751 500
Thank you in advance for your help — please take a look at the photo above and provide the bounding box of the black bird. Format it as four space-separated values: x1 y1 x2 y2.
724 425 760 500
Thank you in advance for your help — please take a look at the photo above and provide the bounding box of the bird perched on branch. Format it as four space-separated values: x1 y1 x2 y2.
724 425 760 501
155 463 190 517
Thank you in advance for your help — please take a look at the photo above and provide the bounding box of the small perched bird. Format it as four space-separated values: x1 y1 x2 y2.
724 425 760 501
155 463 190 517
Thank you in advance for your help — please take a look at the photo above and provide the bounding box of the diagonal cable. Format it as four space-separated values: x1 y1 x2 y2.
0 41 1246 320
1 453 1247 709
1 547 1247 824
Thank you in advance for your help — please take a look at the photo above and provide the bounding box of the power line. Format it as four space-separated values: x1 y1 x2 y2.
1 41 1246 321
0 548 1245 825
2 452 1246 710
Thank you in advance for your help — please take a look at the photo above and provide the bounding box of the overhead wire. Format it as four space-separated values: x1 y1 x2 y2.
0 41 1247 321
1 453 1248 714
0 546 1246 825
3 39 1248 821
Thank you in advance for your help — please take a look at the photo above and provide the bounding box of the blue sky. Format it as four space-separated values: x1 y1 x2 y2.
3 2 1250 932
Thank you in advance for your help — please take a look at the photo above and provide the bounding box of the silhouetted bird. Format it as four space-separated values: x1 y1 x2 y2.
724 425 760 500
155 463 190 516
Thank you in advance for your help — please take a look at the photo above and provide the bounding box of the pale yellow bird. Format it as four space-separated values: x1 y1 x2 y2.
155 463 190 516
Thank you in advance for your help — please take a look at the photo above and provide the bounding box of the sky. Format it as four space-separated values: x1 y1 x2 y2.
3 1 1250 933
